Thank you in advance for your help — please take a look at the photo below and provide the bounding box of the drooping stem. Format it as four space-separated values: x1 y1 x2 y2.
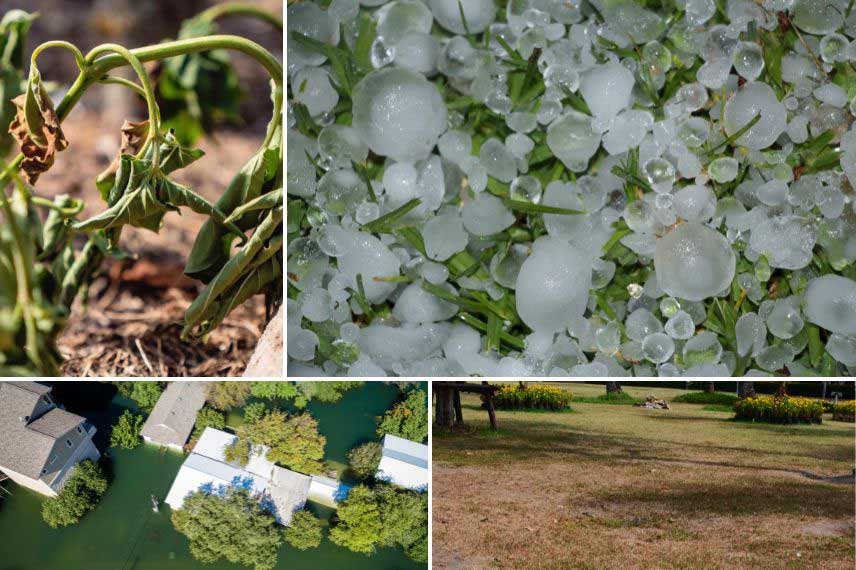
31 40 86 71
198 2 284 30
85 43 161 164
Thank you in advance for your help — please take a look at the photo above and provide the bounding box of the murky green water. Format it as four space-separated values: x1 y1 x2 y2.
0 382 426 570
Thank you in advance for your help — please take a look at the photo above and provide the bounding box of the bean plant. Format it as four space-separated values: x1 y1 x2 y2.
0 5 283 376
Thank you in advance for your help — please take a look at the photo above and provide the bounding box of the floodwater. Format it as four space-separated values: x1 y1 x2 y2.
0 382 426 570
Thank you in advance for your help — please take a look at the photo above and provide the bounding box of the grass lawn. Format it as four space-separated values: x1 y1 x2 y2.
433 382 855 570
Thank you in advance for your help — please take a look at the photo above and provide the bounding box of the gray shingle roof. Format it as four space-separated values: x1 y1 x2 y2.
0 382 84 479
140 382 209 448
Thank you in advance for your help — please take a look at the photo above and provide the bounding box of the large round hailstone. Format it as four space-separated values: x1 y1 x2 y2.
336 232 401 303
429 0 496 34
546 111 602 171
579 61 635 120
287 3 339 72
352 68 447 162
749 215 817 269
654 222 735 302
792 0 845 35
723 82 787 150
376 0 434 47
515 237 592 332
804 275 856 335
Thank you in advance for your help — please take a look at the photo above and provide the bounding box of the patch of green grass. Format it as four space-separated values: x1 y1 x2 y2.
573 391 639 405
478 427 508 438
701 404 735 413
673 391 738 406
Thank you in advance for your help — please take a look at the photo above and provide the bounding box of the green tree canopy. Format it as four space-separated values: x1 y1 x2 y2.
42 460 108 528
114 381 164 411
109 409 143 450
192 406 226 439
207 382 251 411
329 484 428 563
376 389 428 443
347 442 382 481
237 410 326 474
243 401 269 426
172 486 282 570
298 381 364 404
284 509 324 550
251 381 300 401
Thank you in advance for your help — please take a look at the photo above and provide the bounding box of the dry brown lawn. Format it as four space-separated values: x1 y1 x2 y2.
433 382 856 570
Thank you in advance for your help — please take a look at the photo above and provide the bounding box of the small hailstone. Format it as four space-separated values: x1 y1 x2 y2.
422 211 468 261
462 157 488 193
642 332 675 364
723 82 787 150
754 343 796 372
336 232 402 303
596 322 622 354
355 201 380 224
316 224 355 257
625 308 664 341
696 57 731 90
804 275 856 335
820 33 849 63
579 61 636 121
654 222 736 301
394 32 440 75
749 215 817 269
792 0 844 35
461 193 515 236
756 179 789 206
329 0 359 21
642 157 675 193
287 3 339 72
766 298 804 340
421 260 449 284
591 259 616 289
318 125 369 170
506 133 535 159
438 130 472 164
708 157 739 183
352 68 447 162
814 83 847 108
735 312 767 357
288 329 319 361
544 65 580 92
665 310 695 340
732 42 765 81
299 288 333 322
685 0 715 26
292 67 339 116
507 112 538 134
370 36 396 68
490 244 528 289
515 236 592 332
376 0 434 47
382 162 419 205
570 362 610 376
510 176 541 202
546 111 602 171
682 331 722 366
428 0 496 35
317 168 368 214
340 322 360 343
826 334 856 366
479 138 517 183
674 185 717 222
660 297 680 318
393 281 458 323
603 110 654 155
537 98 563 125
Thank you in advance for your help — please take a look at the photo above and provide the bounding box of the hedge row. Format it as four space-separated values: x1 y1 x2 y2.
494 385 572 411
734 395 824 424
833 400 855 422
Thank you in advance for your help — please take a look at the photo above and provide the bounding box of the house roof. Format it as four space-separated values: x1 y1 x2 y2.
140 382 209 448
376 434 429 491
0 382 84 479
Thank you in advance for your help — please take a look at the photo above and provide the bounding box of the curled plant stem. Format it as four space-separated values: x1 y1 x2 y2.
31 195 83 216
96 75 147 98
199 2 283 30
31 40 85 71
85 43 161 164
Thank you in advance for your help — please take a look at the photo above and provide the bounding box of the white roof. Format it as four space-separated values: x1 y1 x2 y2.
308 474 345 507
163 428 310 525
376 434 429 491
140 382 209 448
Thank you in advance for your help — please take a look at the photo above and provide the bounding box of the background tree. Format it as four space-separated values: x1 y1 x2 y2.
109 410 143 449
239 410 326 474
250 381 303 405
114 381 164 411
243 401 269 426
377 389 428 443
704 381 716 393
42 460 108 528
283 509 324 550
172 486 282 570
347 442 382 481
739 381 756 397
606 382 622 394
207 382 251 411
298 381 364 404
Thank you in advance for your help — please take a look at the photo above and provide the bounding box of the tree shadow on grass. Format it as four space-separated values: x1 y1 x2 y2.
435 418 855 480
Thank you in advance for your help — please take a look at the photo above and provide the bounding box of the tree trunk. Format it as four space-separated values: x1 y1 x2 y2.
704 381 715 393
738 381 755 397
483 381 498 430
453 390 464 426
434 385 455 429
606 381 622 394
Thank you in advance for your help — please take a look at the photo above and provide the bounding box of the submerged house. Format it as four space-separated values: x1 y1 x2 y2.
0 382 100 497
140 382 209 451
376 434 429 491
165 427 345 525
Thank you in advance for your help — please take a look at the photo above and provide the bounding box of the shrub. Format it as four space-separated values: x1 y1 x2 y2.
235 410 326 474
376 389 428 443
833 400 855 422
42 460 107 528
734 395 824 424
192 406 226 438
572 391 638 405
243 401 268 426
109 410 144 449
284 509 323 550
673 392 738 406
207 382 251 411
347 442 382 481
494 385 572 411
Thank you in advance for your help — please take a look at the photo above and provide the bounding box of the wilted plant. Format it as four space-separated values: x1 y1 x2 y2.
0 5 283 376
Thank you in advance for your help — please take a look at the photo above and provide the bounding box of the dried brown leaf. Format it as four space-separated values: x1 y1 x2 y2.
9 90 67 184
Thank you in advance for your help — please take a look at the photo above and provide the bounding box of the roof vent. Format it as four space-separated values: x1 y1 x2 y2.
19 415 29 423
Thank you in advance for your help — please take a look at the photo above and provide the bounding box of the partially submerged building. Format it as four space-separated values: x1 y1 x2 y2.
376 434 429 491
165 427 344 525
140 382 208 451
0 382 100 497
